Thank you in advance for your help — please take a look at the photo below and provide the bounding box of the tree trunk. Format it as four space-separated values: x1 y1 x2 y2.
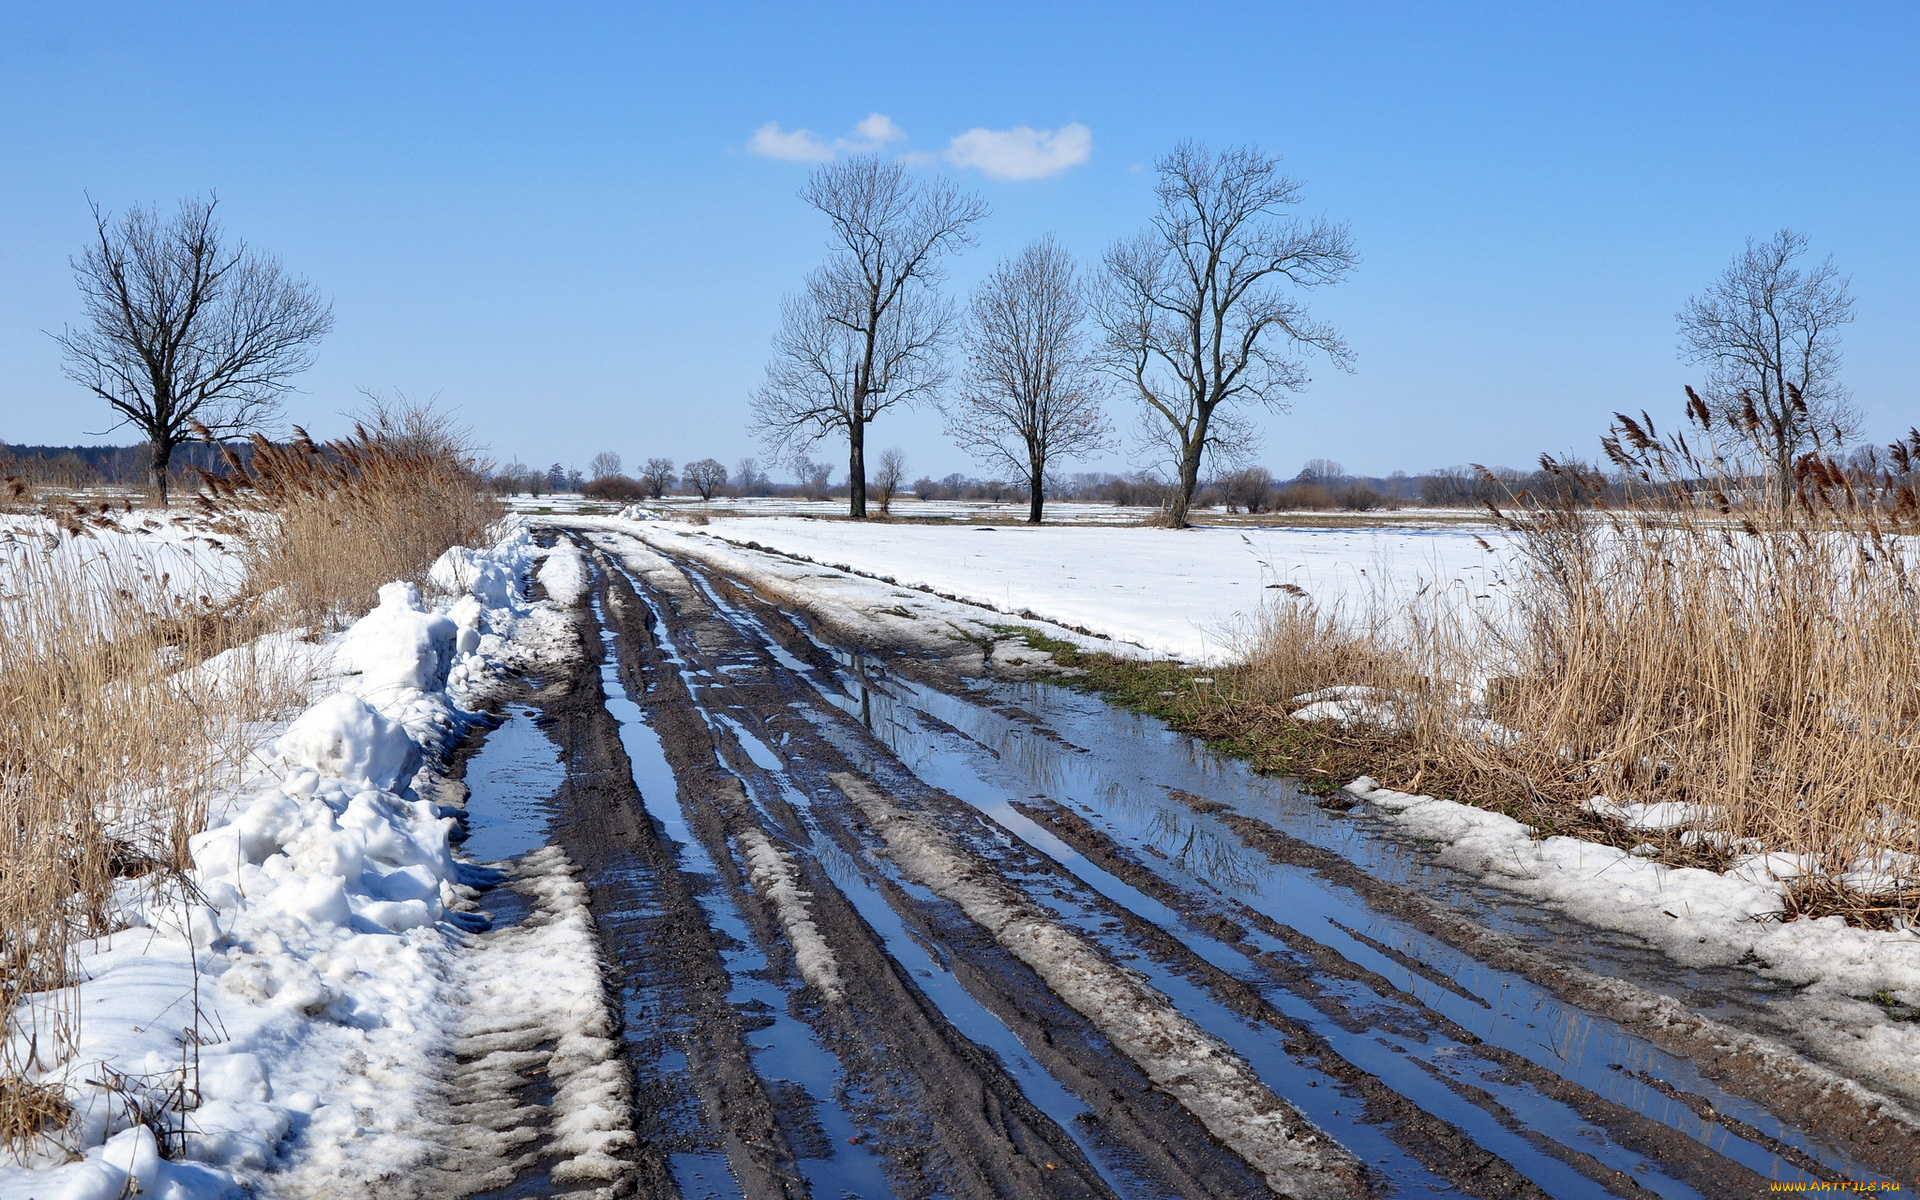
847 420 868 518
1169 427 1206 528
1027 447 1045 524
149 438 174 507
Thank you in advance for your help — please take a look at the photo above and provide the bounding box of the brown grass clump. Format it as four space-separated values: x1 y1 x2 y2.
0 1077 73 1147
194 398 502 629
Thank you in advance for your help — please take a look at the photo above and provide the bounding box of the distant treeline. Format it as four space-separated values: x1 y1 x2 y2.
503 452 1646 511
0 441 257 488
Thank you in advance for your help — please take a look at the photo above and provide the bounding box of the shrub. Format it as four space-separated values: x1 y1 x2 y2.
1334 483 1383 511
1270 483 1333 510
584 474 647 502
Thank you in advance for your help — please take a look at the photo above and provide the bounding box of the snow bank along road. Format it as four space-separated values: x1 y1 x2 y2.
489 520 1915 1197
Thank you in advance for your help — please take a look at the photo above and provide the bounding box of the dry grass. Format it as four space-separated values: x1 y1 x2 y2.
0 1078 72 1148
1202 400 1920 925
0 531 298 1150
194 398 503 630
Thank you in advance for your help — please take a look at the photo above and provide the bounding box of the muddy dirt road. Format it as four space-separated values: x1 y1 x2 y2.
458 525 1919 1198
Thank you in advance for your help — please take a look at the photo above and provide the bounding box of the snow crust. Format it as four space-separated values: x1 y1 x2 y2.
0 520 626 1198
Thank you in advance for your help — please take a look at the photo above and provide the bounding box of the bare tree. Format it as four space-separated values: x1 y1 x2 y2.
1222 466 1275 512
947 238 1111 524
53 195 333 504
792 457 832 501
1677 229 1856 510
588 450 623 480
751 156 986 518
1296 458 1344 484
1097 143 1356 527
683 457 728 500
640 457 676 499
873 447 907 514
735 457 768 496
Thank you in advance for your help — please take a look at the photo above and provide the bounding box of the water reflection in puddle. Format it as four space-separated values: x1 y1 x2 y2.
459 704 566 862
789 637 1870 1188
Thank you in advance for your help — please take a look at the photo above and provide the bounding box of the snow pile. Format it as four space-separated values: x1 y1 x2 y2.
276 693 424 794
0 524 608 1199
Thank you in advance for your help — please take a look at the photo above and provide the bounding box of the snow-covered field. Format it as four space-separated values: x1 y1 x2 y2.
643 514 1512 662
0 509 248 607
0 522 626 1199
514 492 1490 528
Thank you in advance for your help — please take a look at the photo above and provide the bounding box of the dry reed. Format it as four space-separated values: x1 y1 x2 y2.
0 530 297 1150
193 398 503 630
1221 395 1920 925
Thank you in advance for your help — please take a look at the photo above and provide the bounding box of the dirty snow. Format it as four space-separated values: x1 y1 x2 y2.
736 828 844 1003
0 519 628 1198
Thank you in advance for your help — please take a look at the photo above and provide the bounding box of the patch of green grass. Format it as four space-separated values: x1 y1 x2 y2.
1858 989 1919 1021
987 624 1363 795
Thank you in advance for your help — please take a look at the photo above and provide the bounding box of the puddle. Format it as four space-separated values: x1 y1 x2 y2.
459 704 567 862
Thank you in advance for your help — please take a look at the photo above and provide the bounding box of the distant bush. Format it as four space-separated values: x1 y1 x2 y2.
584 474 647 502
1334 483 1384 511
1221 467 1276 513
1271 483 1334 510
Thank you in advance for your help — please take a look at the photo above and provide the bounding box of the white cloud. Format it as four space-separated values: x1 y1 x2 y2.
748 121 834 163
841 113 907 150
943 122 1092 180
748 113 909 163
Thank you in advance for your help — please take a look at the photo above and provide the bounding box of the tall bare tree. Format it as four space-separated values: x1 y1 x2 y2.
947 237 1111 524
588 450 623 480
53 195 332 504
1097 143 1356 527
1677 229 1856 510
751 156 986 517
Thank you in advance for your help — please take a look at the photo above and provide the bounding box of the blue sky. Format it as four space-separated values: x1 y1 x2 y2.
2 2 1914 482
